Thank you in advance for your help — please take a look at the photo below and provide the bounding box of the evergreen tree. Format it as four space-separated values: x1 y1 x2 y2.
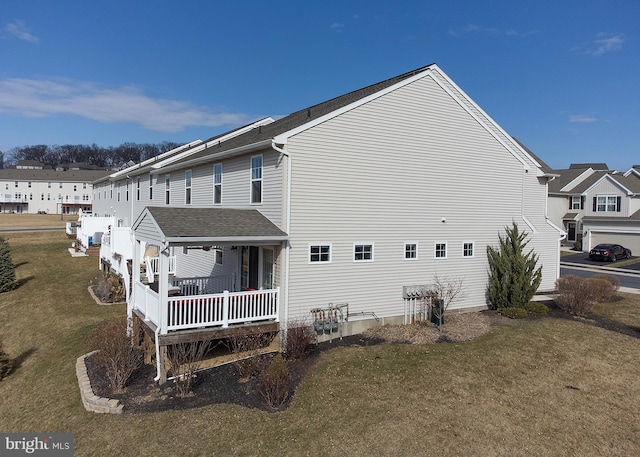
486 222 542 309
0 237 17 293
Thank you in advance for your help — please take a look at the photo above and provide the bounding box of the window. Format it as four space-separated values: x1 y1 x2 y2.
117 183 121 202
83 182 87 189
149 174 153 200
185 170 192 204
28 182 31 188
215 249 223 266
404 242 418 260
262 248 274 289
571 196 581 210
435 242 447 259
136 177 140 201
354 243 374 262
595 195 619 213
309 244 331 263
59 182 63 188
165 174 171 205
251 155 262 204
29 193 32 201
73 185 77 192
47 193 51 201
4 184 7 190
213 163 222 204
14 181 18 188
48 182 51 189
463 242 474 257
41 193 44 201
125 181 129 201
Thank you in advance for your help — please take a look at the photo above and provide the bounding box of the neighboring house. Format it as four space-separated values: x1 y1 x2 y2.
91 64 562 382
0 161 109 214
548 164 640 253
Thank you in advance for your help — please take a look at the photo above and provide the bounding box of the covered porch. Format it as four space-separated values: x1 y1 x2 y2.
130 207 289 382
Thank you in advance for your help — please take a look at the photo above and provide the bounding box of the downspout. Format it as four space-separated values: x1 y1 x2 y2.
153 326 162 382
271 141 291 338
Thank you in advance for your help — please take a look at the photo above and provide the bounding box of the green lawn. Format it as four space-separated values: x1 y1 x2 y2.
1 232 640 456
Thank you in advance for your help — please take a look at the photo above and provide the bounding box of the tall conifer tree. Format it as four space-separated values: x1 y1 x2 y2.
0 237 17 293
486 223 542 309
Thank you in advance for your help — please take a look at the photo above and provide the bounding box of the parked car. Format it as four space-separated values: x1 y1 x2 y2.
588 244 632 262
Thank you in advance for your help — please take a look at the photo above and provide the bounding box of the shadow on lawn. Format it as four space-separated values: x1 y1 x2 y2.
10 347 37 374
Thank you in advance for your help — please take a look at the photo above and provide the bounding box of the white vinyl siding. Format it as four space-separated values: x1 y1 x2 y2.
282 72 558 322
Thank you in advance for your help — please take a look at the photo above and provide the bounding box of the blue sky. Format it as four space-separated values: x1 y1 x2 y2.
1 0 638 170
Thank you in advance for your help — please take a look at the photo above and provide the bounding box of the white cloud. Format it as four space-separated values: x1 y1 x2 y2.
0 78 252 132
449 24 538 38
571 33 624 56
2 20 39 43
569 114 597 123
329 22 345 31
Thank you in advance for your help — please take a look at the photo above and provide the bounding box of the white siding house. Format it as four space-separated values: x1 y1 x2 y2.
91 64 562 381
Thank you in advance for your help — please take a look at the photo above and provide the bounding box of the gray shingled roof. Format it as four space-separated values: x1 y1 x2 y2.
0 168 111 182
144 207 288 241
548 167 593 193
511 138 553 173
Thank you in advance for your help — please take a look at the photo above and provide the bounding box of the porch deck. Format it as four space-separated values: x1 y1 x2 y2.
133 281 279 334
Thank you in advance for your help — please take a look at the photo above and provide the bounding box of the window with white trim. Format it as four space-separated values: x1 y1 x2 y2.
463 242 474 258
215 249 223 266
136 177 140 201
435 242 447 259
354 243 374 262
251 155 262 204
571 196 581 210
595 195 619 212
149 174 153 200
185 170 192 204
213 163 222 204
404 242 418 260
309 244 331 263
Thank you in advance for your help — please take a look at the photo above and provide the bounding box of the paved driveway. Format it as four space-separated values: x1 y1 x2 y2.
561 251 640 271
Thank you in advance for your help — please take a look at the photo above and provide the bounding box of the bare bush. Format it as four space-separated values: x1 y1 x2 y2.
91 273 126 303
555 275 614 317
284 320 316 360
227 328 274 379
259 354 291 409
429 274 464 328
591 273 620 293
87 317 142 393
166 341 212 397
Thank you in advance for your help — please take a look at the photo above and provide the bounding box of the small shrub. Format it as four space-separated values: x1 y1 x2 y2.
524 301 548 316
92 273 126 303
227 328 273 379
0 237 17 293
284 320 316 360
497 307 528 319
166 341 211 397
556 275 617 317
0 339 12 381
87 317 142 393
259 354 291 409
591 273 619 293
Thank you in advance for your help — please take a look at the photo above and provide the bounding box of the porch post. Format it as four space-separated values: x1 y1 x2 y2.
130 238 141 320
222 290 229 328
158 247 170 335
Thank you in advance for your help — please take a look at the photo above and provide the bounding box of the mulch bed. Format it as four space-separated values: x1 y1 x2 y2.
85 334 382 414
85 304 640 414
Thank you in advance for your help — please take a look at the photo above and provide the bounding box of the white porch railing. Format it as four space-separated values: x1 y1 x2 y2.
145 256 176 277
133 282 279 333
170 274 236 295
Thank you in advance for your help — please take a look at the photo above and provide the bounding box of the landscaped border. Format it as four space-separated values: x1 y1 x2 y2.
76 351 123 414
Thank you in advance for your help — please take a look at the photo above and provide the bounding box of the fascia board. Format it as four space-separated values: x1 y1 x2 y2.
428 66 531 170
560 168 594 192
583 174 633 196
152 118 275 170
150 139 273 175
273 68 435 145
165 235 289 245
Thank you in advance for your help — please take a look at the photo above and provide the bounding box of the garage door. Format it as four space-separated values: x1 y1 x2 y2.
590 232 640 255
